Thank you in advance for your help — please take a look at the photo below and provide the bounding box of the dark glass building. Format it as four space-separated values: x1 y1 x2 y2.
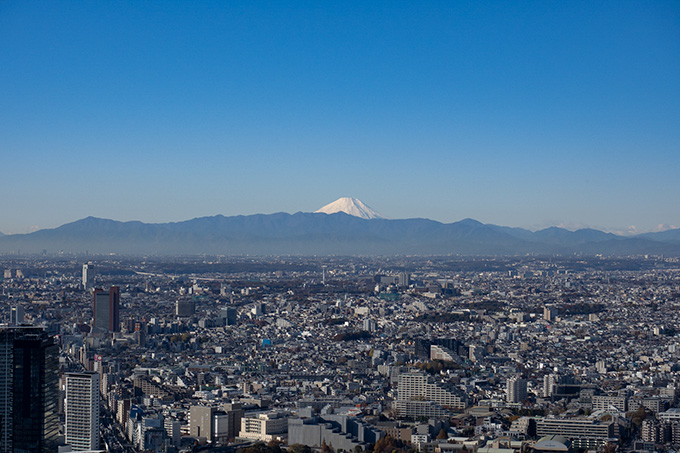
0 326 59 453
93 286 120 333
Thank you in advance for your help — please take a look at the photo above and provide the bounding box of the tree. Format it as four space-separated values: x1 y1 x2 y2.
436 429 448 440
373 436 406 453
629 406 647 426
602 442 617 453
288 444 313 453
322 440 334 453
268 440 282 453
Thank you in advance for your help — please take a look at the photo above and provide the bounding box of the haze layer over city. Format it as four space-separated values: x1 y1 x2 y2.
1 2 680 453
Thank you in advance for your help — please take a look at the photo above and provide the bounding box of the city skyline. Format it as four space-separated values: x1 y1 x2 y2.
1 2 678 234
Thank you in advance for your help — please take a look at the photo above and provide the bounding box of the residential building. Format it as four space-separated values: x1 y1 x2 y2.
507 376 527 404
82 263 93 291
65 372 100 451
395 371 465 417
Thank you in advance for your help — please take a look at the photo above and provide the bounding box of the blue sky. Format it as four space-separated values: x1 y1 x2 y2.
1 1 678 234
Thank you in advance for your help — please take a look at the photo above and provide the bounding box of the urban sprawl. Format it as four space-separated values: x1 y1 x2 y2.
1 255 680 453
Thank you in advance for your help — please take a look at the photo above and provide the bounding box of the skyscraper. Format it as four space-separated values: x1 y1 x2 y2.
543 374 556 398
507 375 528 403
65 372 100 451
0 326 59 453
82 263 93 291
9 306 24 326
93 286 120 333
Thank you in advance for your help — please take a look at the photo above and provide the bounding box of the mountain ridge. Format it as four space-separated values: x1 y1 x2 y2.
1 211 678 256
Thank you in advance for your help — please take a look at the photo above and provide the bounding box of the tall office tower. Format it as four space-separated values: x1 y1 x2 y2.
397 272 410 287
82 263 93 291
507 375 528 403
93 286 120 333
222 307 237 326
0 326 59 453
543 374 556 398
175 300 196 317
544 306 558 322
9 306 24 326
65 372 100 451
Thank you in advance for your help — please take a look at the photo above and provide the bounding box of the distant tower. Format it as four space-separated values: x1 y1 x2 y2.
507 375 528 403
322 266 327 285
82 264 93 291
175 300 196 318
65 372 100 451
9 306 24 326
398 272 410 287
543 306 557 322
543 374 556 398
93 286 120 333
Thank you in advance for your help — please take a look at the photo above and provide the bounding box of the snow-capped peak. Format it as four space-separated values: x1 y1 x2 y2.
315 197 386 220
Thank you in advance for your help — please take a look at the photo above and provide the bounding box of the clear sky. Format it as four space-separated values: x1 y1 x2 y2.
1 1 678 235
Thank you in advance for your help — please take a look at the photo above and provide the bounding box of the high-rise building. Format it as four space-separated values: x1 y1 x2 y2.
507 375 528 403
82 264 93 291
544 306 558 322
222 307 237 326
543 374 556 398
0 326 59 453
176 300 196 317
397 272 410 287
93 286 120 333
9 306 24 326
65 372 100 451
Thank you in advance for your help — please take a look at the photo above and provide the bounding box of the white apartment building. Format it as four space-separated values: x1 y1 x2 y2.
65 372 100 451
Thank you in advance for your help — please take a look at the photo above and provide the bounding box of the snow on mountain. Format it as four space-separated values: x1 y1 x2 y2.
315 197 386 220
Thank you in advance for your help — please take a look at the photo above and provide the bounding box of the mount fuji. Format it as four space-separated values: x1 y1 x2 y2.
315 197 386 220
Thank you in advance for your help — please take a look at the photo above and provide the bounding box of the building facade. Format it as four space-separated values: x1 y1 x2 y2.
0 326 59 453
93 286 120 333
239 412 289 442
65 372 100 451
82 263 93 291
395 371 466 417
507 376 528 404
535 418 616 449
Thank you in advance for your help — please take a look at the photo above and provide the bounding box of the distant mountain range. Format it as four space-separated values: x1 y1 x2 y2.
1 198 679 256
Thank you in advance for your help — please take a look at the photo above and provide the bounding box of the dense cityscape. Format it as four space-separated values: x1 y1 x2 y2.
2 1 678 453
1 253 679 453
